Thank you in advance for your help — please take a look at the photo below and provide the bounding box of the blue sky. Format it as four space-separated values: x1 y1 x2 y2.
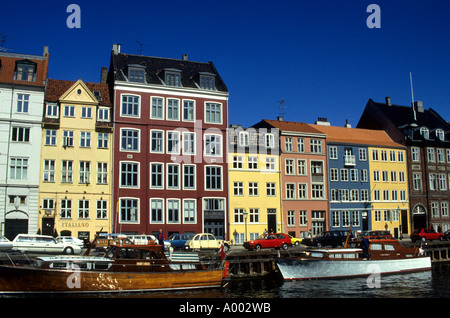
2 0 450 128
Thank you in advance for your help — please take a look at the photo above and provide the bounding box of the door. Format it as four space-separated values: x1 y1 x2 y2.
267 209 277 233
5 219 28 241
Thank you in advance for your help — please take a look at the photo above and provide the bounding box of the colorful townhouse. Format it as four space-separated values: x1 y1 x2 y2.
227 125 282 244
38 79 113 242
108 45 229 239
0 47 49 239
312 121 409 238
253 118 328 238
358 97 450 233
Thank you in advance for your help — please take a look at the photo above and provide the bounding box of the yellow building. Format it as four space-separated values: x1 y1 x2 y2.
227 126 282 245
38 79 113 243
369 146 410 238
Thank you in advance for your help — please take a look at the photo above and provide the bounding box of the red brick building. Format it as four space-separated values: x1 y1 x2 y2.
108 45 229 239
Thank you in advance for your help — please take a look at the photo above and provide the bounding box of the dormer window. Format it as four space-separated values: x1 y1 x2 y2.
14 60 36 82
199 72 215 90
420 127 429 139
128 65 146 83
45 103 59 118
164 69 181 87
436 129 445 141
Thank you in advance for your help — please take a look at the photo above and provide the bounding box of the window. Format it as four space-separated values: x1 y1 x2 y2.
200 75 215 90
96 200 108 219
183 132 195 155
60 199 72 219
233 156 243 169
266 183 276 196
299 210 307 226
183 165 196 189
420 127 429 139
183 100 195 121
97 162 108 184
205 166 222 190
311 184 324 199
46 103 58 118
42 199 55 210
121 95 139 117
285 159 294 175
310 139 322 153
286 183 295 199
63 131 74 147
167 164 180 189
10 157 28 180
64 105 75 117
15 63 36 81
297 138 305 152
298 183 307 199
248 156 258 170
437 149 445 163
61 160 73 183
234 209 245 223
249 208 259 223
167 199 180 223
287 210 295 227
150 130 164 153
128 67 145 83
121 129 139 151
165 71 181 87
239 132 249 147
11 127 30 142
183 199 196 223
329 146 338 159
427 148 435 162
359 148 367 161
266 134 275 148
297 160 307 175
150 163 163 188
233 182 244 196
98 107 110 122
436 129 445 141
248 182 258 196
16 94 29 113
265 157 275 170
45 130 57 146
120 162 139 187
79 161 91 184
167 99 179 120
120 198 139 223
205 134 222 156
205 103 221 123
381 150 388 161
151 97 164 119
150 199 163 223
78 200 89 219
412 147 420 162
80 131 91 148
330 168 338 182
167 131 180 154
81 107 92 118
372 149 379 161
43 160 55 182
98 133 109 149
285 138 293 152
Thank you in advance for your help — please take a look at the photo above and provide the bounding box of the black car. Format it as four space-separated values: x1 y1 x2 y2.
301 230 353 248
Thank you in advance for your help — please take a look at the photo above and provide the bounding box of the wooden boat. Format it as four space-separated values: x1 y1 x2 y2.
0 243 228 293
276 239 431 280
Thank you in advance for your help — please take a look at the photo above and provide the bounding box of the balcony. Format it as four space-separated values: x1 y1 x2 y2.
344 155 356 166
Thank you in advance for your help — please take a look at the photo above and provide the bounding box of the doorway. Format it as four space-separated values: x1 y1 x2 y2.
267 209 277 233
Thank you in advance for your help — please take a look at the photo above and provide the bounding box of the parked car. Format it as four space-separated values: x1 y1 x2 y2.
167 234 195 249
411 228 444 242
185 233 229 251
0 236 13 251
243 233 292 251
360 230 393 240
287 234 302 246
302 230 353 248
56 236 84 248
443 230 450 241
12 234 82 255
128 234 171 250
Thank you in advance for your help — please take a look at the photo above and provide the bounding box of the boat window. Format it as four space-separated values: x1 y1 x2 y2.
329 253 342 259
370 244 383 250
106 246 118 258
384 244 396 251
93 263 111 270
343 253 356 259
50 262 67 269
310 252 324 258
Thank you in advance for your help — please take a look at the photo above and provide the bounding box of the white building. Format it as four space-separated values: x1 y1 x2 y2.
0 47 49 239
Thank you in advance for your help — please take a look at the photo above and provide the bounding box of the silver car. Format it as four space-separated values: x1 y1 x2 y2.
12 234 82 255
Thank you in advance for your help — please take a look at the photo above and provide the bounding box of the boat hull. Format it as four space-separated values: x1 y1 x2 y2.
276 257 432 280
0 265 224 293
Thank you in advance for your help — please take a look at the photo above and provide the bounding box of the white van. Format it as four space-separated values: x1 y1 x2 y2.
12 234 82 255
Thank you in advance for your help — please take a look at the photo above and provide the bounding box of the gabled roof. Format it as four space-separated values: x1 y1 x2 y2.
253 119 325 135
110 52 228 93
0 51 49 87
310 124 405 149
45 79 112 106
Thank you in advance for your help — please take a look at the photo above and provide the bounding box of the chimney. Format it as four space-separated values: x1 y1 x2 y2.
182 54 188 61
385 96 392 106
112 44 121 55
344 119 352 128
277 116 283 121
315 117 330 126
100 67 108 84
413 101 424 113
43 46 49 56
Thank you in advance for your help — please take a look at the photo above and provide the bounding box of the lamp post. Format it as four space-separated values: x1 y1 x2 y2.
243 209 248 242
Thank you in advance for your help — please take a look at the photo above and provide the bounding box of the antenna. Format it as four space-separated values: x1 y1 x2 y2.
410 72 416 121
136 41 146 55
279 99 287 118
0 33 13 52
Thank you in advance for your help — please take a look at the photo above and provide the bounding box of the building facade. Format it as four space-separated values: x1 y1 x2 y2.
0 48 49 239
227 125 282 244
358 98 450 233
38 79 113 242
109 45 229 239
254 119 328 237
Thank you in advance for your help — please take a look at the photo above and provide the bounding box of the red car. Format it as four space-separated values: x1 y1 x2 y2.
411 228 444 242
243 233 291 251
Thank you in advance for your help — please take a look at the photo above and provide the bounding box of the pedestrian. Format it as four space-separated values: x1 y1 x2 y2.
157 229 165 251
361 237 370 259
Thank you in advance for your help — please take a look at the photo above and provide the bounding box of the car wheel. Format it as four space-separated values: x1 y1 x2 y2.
294 241 299 246
255 244 262 251
421 237 426 243
64 247 74 255
281 243 288 250
439 236 444 241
